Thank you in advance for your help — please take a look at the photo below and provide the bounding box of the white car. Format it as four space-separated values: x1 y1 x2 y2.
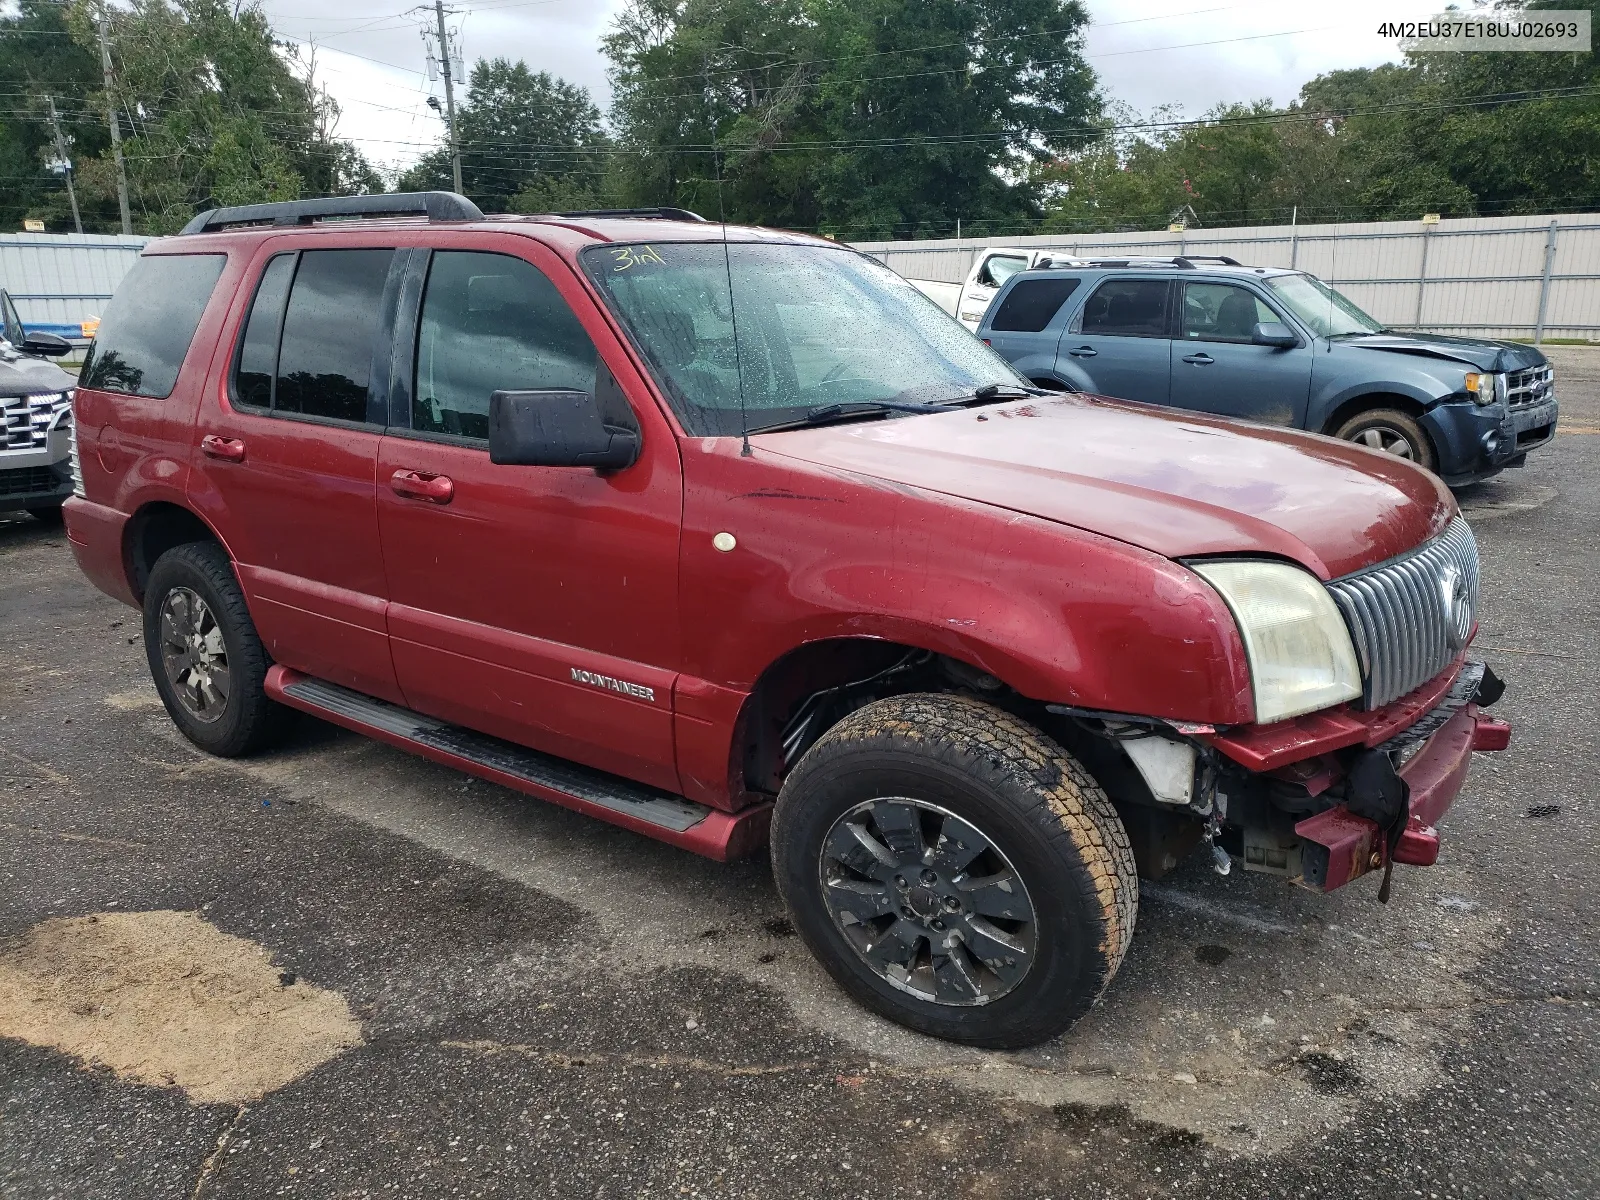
908 248 1083 331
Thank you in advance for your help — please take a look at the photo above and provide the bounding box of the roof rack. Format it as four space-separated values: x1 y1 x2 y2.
181 191 484 236
1079 255 1245 270
553 207 707 223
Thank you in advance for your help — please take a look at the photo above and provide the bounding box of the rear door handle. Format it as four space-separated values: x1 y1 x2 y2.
1066 345 1097 358
1182 353 1215 365
389 469 454 504
200 434 246 462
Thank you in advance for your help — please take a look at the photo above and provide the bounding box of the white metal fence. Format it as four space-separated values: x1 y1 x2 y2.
853 212 1600 343
0 232 149 342
5 217 1595 345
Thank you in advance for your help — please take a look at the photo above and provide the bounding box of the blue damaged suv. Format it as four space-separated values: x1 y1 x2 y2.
976 256 1557 486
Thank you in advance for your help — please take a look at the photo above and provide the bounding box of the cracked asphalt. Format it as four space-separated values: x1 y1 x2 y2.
2 348 1597 1198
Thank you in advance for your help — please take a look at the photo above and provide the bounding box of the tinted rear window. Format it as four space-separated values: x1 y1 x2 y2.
1080 279 1171 338
273 249 394 423
989 278 1081 333
234 254 295 409
80 254 226 397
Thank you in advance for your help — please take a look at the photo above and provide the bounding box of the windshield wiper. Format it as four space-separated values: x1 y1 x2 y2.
755 399 959 433
940 382 1035 406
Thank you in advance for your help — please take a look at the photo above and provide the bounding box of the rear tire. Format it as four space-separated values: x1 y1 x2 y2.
771 693 1138 1048
143 541 294 757
1334 407 1437 472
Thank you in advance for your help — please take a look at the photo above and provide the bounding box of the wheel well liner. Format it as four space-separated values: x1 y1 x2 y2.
737 638 1016 794
125 502 223 602
1321 392 1426 438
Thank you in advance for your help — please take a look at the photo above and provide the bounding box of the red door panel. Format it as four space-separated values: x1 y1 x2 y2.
377 434 683 790
194 415 399 702
374 237 685 790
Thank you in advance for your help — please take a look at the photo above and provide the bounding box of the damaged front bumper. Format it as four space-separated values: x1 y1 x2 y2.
1208 658 1509 893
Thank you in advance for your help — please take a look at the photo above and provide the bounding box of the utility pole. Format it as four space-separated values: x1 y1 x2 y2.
433 0 463 195
96 5 132 234
45 96 83 235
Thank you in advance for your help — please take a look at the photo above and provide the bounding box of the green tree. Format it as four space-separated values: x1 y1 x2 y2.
602 0 1103 238
0 0 108 232
398 60 608 212
1040 102 1291 232
1040 0 1600 233
1 0 380 235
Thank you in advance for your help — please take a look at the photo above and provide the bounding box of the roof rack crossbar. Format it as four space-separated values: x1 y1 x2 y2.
553 207 707 223
181 191 484 236
1078 254 1246 270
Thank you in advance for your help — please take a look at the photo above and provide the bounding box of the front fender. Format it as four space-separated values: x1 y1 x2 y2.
679 440 1254 721
1309 355 1452 432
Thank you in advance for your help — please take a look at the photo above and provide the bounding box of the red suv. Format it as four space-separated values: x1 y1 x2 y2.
66 194 1510 1048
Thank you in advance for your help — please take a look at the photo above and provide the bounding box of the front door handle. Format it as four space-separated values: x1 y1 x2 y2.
1182 352 1215 365
200 434 246 462
390 469 454 504
1066 345 1097 358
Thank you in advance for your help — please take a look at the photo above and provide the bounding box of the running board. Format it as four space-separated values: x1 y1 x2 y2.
265 666 770 862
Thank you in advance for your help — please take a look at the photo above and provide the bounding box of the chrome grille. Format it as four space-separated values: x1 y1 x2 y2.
1326 516 1480 709
1 391 70 449
1506 364 1553 409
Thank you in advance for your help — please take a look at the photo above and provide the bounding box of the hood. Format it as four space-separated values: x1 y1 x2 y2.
1342 330 1546 373
0 346 75 397
753 395 1456 580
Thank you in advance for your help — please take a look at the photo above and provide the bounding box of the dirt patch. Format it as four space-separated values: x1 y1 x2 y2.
102 687 163 712
0 909 361 1104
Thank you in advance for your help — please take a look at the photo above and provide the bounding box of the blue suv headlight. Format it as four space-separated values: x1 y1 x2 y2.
1464 372 1505 406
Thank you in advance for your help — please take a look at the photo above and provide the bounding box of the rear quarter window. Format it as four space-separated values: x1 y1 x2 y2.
989 278 1082 333
80 254 227 398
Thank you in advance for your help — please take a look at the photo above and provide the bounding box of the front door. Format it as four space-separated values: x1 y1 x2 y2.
1060 277 1174 405
375 242 684 791
1169 281 1313 425
192 244 403 702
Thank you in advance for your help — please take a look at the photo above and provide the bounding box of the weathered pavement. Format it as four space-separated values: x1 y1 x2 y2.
2 349 1597 1198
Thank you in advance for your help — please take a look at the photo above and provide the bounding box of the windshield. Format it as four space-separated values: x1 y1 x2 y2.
979 254 1028 288
1266 273 1385 338
581 241 1025 436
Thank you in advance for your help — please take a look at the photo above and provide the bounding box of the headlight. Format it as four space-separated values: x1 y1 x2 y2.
1191 560 1362 724
1463 371 1504 406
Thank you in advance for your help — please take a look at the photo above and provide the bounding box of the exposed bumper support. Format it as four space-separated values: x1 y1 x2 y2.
1295 703 1508 891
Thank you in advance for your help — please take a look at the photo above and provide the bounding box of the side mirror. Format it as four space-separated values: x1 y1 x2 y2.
488 389 640 470
1251 321 1298 348
21 331 71 357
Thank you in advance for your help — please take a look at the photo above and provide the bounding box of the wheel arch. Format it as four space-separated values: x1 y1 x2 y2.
734 636 1025 796
123 501 229 603
1319 390 1427 438
1028 375 1074 392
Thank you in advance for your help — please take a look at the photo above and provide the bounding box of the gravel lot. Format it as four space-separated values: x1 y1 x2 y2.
2 349 1597 1199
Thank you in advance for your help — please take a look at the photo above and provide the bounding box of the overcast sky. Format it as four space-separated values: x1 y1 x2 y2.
260 0 1456 178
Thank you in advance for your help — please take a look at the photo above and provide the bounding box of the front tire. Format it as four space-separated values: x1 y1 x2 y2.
1334 407 1437 472
143 541 294 757
771 693 1138 1048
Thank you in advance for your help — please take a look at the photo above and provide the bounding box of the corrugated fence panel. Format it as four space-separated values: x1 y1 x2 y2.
854 212 1600 340
0 232 149 339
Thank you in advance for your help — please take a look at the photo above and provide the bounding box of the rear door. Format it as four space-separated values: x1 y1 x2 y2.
1169 280 1313 424
981 276 1082 383
1060 277 1174 404
191 244 403 702
375 238 684 791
